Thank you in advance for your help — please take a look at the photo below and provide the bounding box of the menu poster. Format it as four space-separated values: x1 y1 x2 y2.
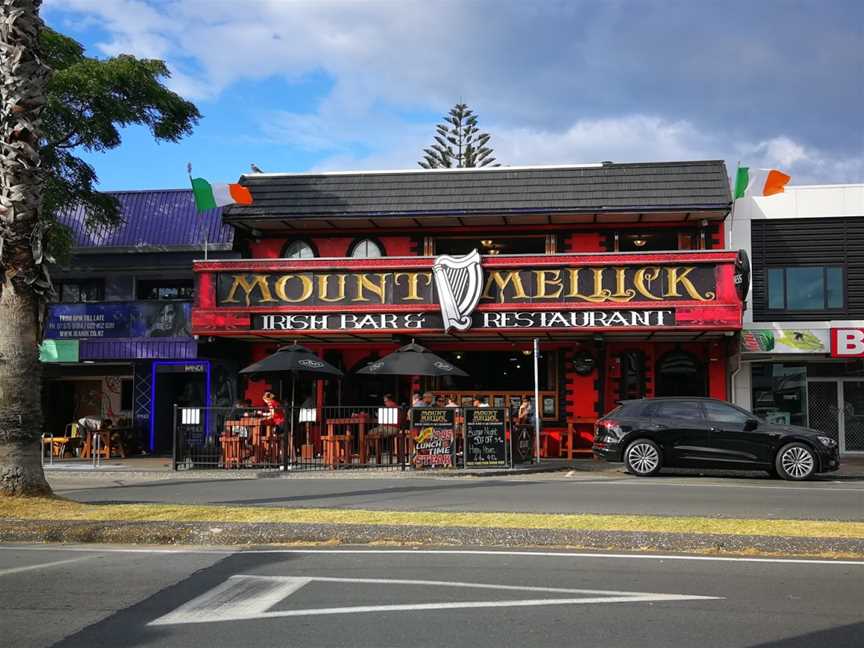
512 424 534 464
410 408 455 468
464 407 507 466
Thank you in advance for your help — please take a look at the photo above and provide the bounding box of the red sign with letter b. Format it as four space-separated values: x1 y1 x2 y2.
831 328 864 357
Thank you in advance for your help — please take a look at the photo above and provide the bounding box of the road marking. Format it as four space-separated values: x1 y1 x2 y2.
0 556 92 577
4 546 864 566
149 574 721 625
594 480 864 493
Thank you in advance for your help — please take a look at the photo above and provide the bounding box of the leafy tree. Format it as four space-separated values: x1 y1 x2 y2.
0 2 200 495
40 26 201 259
419 103 499 169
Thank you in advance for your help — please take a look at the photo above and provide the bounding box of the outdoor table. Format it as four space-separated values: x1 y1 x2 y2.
324 415 369 466
81 430 114 459
222 417 275 467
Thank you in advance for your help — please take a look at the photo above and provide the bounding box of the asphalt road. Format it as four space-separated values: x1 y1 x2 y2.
2 544 863 648
50 472 864 520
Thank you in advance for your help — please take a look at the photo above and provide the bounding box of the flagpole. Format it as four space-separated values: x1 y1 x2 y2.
727 160 741 249
188 162 209 260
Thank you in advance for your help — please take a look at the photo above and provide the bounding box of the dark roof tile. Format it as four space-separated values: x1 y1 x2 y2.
226 161 731 221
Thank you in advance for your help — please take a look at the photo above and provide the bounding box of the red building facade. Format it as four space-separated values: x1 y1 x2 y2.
192 161 744 455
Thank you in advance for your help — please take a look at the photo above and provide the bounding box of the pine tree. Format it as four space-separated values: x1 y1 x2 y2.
419 103 499 169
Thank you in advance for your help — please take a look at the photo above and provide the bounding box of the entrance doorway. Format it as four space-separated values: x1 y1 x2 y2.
655 350 706 397
808 379 864 454
151 361 209 454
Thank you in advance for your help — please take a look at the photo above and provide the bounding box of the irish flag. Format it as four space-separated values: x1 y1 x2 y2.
733 167 791 200
190 177 253 212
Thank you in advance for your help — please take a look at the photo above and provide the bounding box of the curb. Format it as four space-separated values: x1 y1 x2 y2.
43 462 610 480
2 519 862 558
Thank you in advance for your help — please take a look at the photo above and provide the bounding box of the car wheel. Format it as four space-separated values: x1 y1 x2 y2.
775 443 816 481
624 439 662 476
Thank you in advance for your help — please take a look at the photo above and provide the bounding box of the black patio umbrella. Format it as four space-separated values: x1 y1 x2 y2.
356 342 468 377
240 343 343 457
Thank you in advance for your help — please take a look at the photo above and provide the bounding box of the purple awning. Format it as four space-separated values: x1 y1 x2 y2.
78 338 198 360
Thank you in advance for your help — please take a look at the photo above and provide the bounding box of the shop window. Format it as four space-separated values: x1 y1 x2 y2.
282 240 316 259
434 236 546 256
751 364 807 426
136 279 194 300
655 350 706 397
56 279 104 303
348 238 385 258
767 266 844 311
616 351 646 401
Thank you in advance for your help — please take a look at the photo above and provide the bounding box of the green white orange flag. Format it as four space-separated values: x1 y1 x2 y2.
190 177 253 212
733 167 791 200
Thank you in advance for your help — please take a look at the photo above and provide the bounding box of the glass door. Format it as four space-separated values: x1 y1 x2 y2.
807 381 839 444
841 380 864 453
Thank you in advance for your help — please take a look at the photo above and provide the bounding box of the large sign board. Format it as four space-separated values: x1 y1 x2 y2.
194 251 744 335
217 264 717 309
45 302 192 339
464 407 507 467
410 408 455 468
741 328 829 354
252 309 675 332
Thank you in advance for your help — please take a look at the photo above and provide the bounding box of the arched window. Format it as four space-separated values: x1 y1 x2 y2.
655 350 706 397
348 238 384 258
282 240 316 259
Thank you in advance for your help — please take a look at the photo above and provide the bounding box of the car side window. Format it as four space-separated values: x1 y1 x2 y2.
652 401 704 421
703 401 751 425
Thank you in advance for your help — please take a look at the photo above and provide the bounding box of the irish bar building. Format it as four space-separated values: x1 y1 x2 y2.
192 161 745 455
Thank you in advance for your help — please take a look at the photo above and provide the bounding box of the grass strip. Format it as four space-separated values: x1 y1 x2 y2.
1 497 863 539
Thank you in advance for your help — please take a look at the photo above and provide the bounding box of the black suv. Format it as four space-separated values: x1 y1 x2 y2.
593 397 840 480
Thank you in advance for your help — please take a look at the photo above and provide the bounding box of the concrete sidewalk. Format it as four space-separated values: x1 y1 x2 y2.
41 455 864 480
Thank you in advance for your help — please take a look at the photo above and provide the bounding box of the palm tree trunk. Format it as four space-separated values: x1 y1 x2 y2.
0 0 52 496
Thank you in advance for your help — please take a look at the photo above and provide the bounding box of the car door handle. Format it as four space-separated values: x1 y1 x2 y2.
651 424 667 430
709 427 718 432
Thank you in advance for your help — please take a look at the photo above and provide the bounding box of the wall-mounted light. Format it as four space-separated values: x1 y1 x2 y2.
522 349 531 356
632 238 647 247
488 249 500 255
481 239 494 247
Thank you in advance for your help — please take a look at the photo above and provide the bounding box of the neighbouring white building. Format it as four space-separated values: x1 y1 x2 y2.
729 183 864 454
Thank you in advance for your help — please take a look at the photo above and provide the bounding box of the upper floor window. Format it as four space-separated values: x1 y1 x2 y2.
137 279 194 301
434 236 547 256
56 279 104 303
283 240 316 259
767 266 844 311
349 238 384 258
616 230 700 252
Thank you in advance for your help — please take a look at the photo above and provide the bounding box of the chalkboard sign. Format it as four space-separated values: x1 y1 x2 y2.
464 407 507 467
410 407 455 468
512 424 534 464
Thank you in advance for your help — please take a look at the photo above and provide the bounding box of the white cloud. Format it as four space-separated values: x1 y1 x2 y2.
44 0 864 184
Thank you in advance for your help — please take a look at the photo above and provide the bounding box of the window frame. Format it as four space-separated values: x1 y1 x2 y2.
55 279 105 303
280 239 318 259
136 279 194 301
765 264 846 313
347 237 386 258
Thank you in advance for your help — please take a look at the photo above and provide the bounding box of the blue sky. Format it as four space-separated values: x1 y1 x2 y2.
44 0 863 191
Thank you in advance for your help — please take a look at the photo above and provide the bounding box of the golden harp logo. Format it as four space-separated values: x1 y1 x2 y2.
432 249 483 333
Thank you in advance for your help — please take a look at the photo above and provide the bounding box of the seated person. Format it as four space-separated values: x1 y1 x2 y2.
445 395 459 408
231 399 253 419
371 394 401 437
